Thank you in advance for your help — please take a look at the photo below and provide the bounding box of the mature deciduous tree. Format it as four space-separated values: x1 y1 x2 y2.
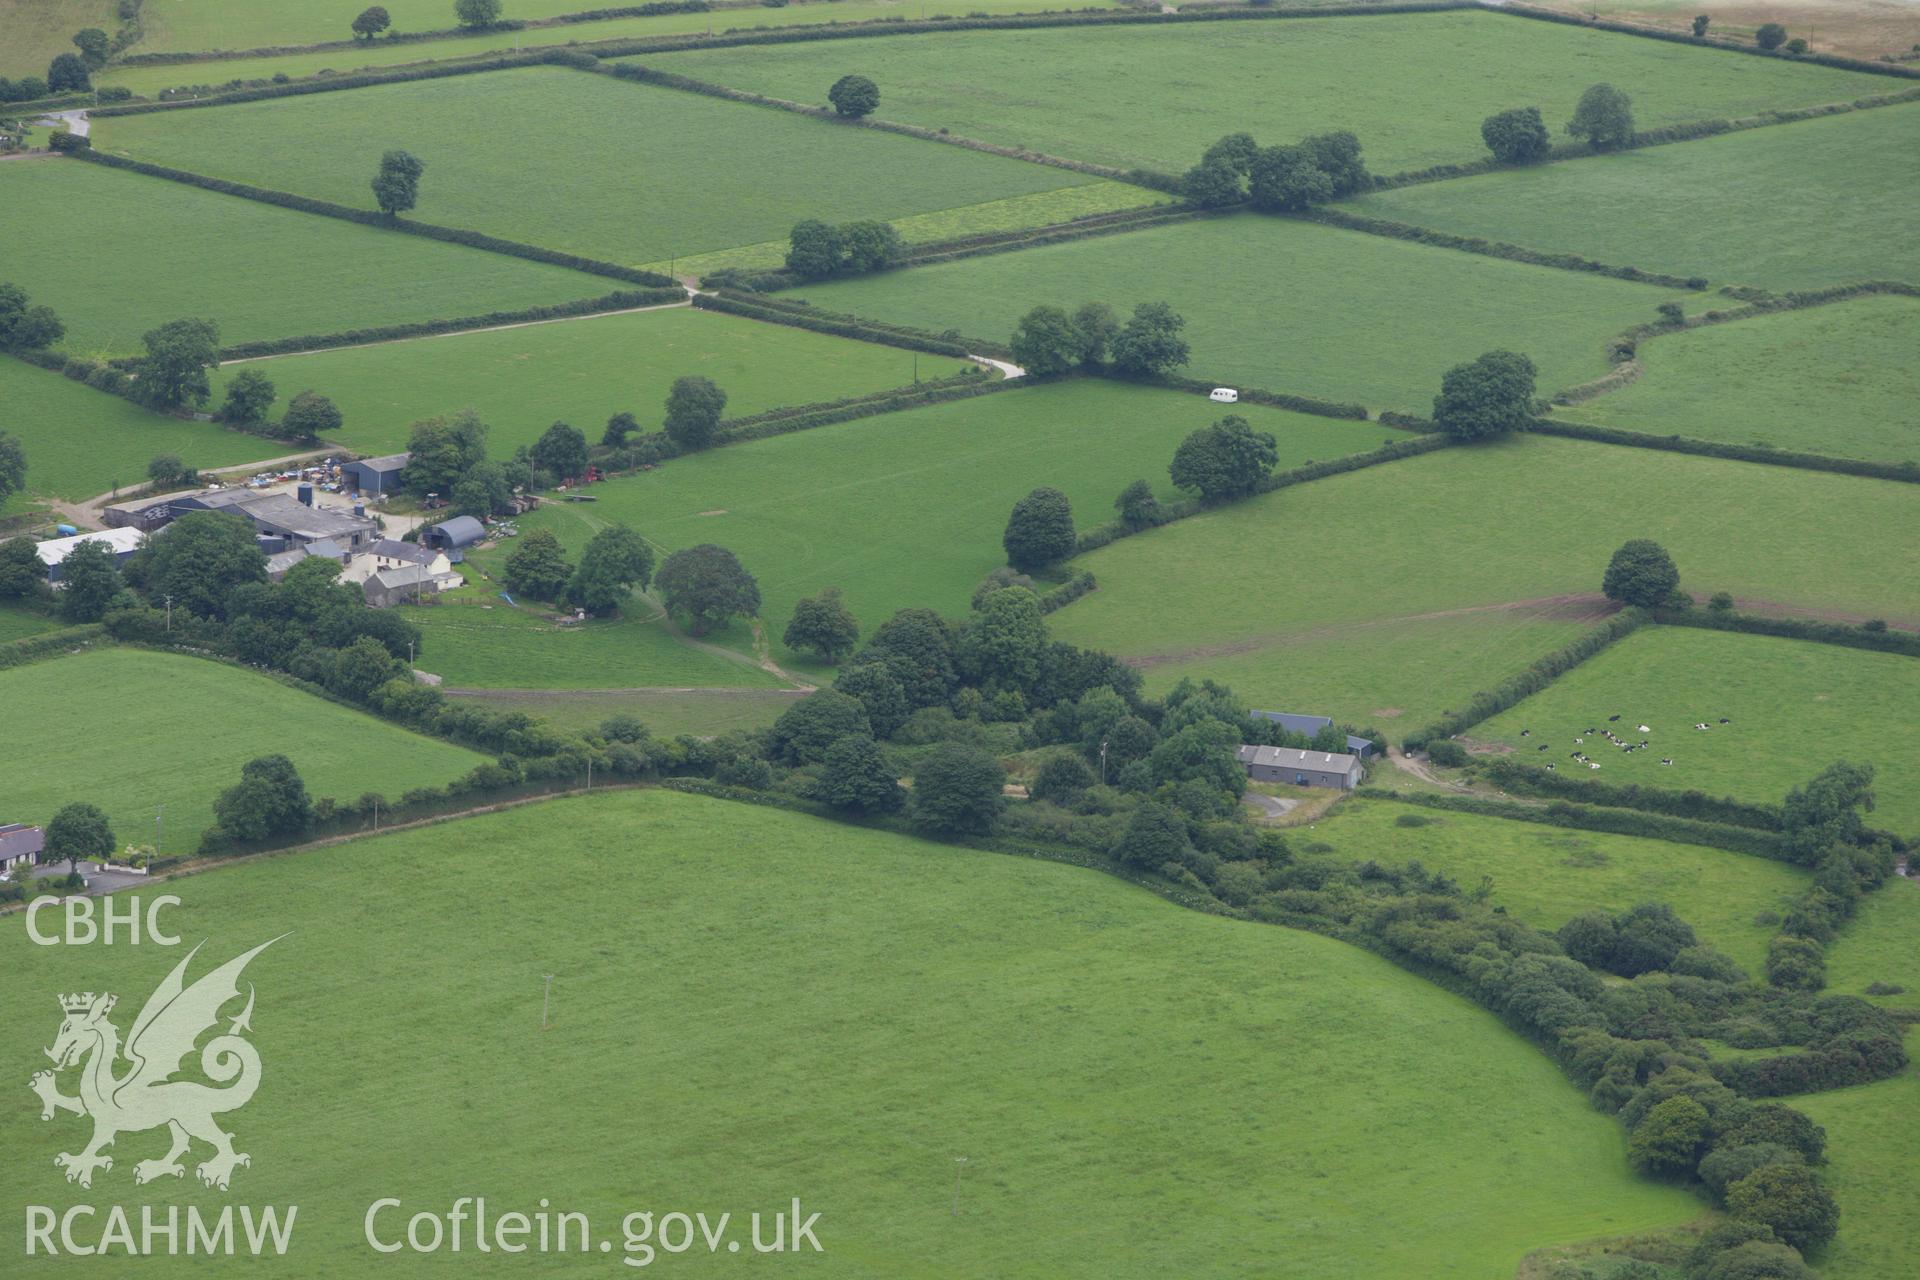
1001 487 1075 572
567 523 654 616
1567 83 1635 150
907 742 1005 834
449 459 512 518
663 376 727 451
72 28 111 67
45 802 113 875
828 74 879 118
655 543 759 635
1169 415 1277 501
0 535 47 598
131 510 266 619
1725 1164 1838 1252
1432 349 1537 440
1248 142 1334 211
217 368 277 425
770 689 871 764
371 149 424 216
784 587 860 663
46 53 91 93
1481 106 1551 164
280 390 342 443
213 755 313 843
502 527 571 600
131 317 220 411
352 6 393 39
833 661 910 737
1754 22 1788 49
809 734 902 812
531 421 588 482
839 220 904 273
1602 539 1681 608
1109 302 1189 378
455 0 503 29
1009 306 1082 377
0 283 63 353
403 409 488 496
785 219 843 279
0 430 25 510
58 539 121 623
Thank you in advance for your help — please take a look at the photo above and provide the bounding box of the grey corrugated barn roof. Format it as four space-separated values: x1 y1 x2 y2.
1236 745 1362 775
352 453 410 473
429 516 486 547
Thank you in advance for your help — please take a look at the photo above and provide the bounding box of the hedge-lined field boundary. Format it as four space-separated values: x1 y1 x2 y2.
65 150 678 287
1159 373 1370 420
1530 418 1920 484
716 373 1016 444
1496 1 1920 81
598 60 1179 191
1403 608 1643 750
693 290 988 357
1071 433 1451 555
212 288 687 361
1305 207 1707 289
1037 571 1098 614
1476 756 1784 830
1370 788 1795 862
0 625 107 673
1654 607 1920 655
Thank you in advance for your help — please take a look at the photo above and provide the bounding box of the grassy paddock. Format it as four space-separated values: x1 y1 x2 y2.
1824 876 1920 1005
104 0 1088 92
0 648 484 853
1345 102 1920 291
206 305 975 460
0 357 277 506
1474 627 1920 839
526 379 1391 669
1790 1028 1920 1280
1046 435 1920 712
791 214 1685 412
1564 293 1920 465
0 788 1699 1276
0 0 119 78
0 604 62 642
1312 797 1807 973
0 157 612 356
641 8 1898 175
91 67 1105 267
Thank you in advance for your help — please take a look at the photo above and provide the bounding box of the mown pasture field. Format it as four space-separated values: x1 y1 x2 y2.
404 594 780 691
1563 293 1920 464
1825 875 1920 1005
0 788 1700 1277
135 0 587 52
1046 436 1920 716
0 357 273 507
523 379 1391 670
0 604 62 642
0 157 612 356
791 215 1685 413
1474 627 1920 839
447 686 806 739
206 305 975 460
642 9 1900 176
92 67 1111 266
0 648 485 853
1308 797 1808 975
1792 1029 1920 1280
1345 102 1920 291
0 0 118 77
103 0 1091 92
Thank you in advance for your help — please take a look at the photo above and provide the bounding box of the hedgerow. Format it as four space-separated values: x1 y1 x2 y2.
1037 572 1097 614
1496 2 1920 80
1530 417 1920 484
67 150 677 286
1403 610 1647 751
1478 757 1784 830
1306 207 1705 289
0 625 106 673
1158 373 1368 420
1377 789 1795 861
1653 607 1920 657
214 289 685 360
693 290 982 357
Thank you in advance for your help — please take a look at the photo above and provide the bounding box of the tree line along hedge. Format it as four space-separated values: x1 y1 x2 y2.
1158 374 1368 421
1478 757 1784 830
211 289 685 361
1530 417 1920 484
1377 789 1795 861
693 291 980 357
1403 609 1647 751
1072 434 1449 555
1307 208 1706 290
1654 606 1920 659
66 150 676 288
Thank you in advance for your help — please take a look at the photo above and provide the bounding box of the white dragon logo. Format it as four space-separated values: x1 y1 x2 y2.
28 937 283 1191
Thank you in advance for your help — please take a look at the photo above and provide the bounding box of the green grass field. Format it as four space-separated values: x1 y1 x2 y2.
206 305 974 460
1474 627 1920 839
1046 435 1920 718
1346 102 1920 291
92 67 1108 267
136 0 598 52
0 603 62 642
0 157 612 356
1563 293 1920 464
0 788 1699 1276
447 686 806 738
0 356 276 506
0 0 119 77
1825 875 1920 1004
1312 797 1806 973
524 379 1391 670
0 648 484 853
1791 1028 1920 1280
791 214 1685 412
405 595 781 690
641 9 1897 176
104 0 1088 92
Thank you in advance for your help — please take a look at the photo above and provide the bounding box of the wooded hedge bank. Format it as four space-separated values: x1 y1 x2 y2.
1374 789 1796 862
214 289 686 361
1403 609 1643 750
693 291 985 357
1306 208 1707 289
1653 607 1920 656
0 625 105 673
67 150 677 287
1530 417 1920 484
1477 757 1784 830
